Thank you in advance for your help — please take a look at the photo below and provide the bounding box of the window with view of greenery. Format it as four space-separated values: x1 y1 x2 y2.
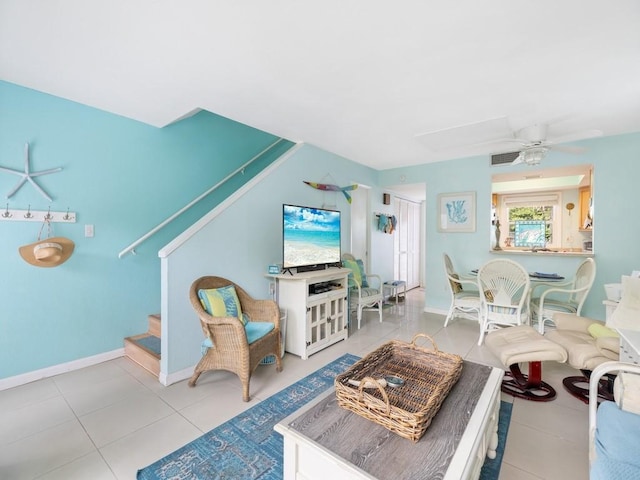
492 164 593 252
497 192 561 249
508 206 554 244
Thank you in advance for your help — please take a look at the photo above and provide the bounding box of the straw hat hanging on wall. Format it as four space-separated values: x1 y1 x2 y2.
19 237 74 267
18 217 74 267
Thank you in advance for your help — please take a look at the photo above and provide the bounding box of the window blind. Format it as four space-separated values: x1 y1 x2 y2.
502 193 560 208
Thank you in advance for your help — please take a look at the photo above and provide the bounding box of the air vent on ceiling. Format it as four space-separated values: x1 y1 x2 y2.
491 151 520 166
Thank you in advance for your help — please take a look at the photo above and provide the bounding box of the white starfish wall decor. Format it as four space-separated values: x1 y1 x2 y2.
0 143 62 202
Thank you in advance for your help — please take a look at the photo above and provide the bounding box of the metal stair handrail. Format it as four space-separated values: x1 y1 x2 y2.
118 138 285 258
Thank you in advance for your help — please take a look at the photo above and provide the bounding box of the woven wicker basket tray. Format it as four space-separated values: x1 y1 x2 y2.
334 333 463 442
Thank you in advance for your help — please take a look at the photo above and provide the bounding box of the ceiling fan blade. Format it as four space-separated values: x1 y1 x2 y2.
471 136 526 146
517 124 549 143
548 129 603 144
468 138 528 155
511 152 525 165
414 116 511 151
547 144 586 154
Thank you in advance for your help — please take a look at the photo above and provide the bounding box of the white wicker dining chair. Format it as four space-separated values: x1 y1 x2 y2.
342 253 383 329
476 258 531 345
530 257 596 334
443 253 481 327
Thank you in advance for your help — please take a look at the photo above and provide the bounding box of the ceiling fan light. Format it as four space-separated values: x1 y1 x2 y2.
522 147 547 165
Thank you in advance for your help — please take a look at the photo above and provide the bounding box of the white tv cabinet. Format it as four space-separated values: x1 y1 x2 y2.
272 268 349 359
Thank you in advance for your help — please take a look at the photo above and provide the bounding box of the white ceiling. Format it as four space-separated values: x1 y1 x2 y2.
1 1 639 170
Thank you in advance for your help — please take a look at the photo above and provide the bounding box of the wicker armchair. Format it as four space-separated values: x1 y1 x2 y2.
188 276 282 401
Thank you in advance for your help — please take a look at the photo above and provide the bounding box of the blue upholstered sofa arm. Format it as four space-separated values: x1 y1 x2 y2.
591 401 640 479
589 361 640 480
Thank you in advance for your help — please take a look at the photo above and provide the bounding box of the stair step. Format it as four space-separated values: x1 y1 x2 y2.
148 314 161 337
124 333 160 377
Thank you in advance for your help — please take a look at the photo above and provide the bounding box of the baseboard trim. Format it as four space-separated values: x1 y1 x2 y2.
161 365 195 386
424 306 448 316
425 306 478 322
0 348 125 391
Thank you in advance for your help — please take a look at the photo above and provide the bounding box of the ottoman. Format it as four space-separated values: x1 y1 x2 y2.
486 325 568 401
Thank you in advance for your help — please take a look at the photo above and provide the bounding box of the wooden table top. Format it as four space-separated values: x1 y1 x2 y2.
285 361 493 480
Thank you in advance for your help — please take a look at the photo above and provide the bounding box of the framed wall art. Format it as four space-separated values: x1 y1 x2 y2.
437 191 476 232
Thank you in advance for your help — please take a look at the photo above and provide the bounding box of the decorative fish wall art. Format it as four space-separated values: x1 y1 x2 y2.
303 181 358 203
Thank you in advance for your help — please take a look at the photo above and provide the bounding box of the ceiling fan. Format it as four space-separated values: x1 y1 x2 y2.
488 124 602 166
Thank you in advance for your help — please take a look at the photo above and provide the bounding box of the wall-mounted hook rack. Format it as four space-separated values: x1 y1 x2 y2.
0 206 76 223
2 203 12 219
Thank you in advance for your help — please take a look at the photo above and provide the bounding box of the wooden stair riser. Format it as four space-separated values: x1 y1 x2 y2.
123 314 161 378
124 334 160 377
148 314 161 337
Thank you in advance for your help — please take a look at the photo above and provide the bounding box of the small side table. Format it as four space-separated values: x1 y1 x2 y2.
383 280 406 305
619 329 640 365
603 300 619 323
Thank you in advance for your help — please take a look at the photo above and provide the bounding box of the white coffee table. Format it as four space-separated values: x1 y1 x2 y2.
275 361 503 480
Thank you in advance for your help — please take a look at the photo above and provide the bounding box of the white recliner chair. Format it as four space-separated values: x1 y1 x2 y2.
545 313 619 403
545 275 640 403
485 324 568 402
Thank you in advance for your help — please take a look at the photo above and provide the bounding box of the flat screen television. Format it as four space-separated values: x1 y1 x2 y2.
514 220 546 248
283 204 341 271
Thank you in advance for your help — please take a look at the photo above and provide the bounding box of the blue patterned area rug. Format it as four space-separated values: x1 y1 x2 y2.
480 400 513 480
137 353 512 480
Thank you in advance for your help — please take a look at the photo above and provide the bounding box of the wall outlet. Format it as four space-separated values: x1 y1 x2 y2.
84 224 94 237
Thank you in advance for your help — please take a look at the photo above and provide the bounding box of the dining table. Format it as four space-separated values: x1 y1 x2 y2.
467 268 568 330
469 269 565 282
467 269 567 298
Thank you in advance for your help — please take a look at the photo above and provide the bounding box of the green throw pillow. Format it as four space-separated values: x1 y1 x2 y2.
198 285 246 325
343 259 362 287
355 259 369 288
588 323 620 339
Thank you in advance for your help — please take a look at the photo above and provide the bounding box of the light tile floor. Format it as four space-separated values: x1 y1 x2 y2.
0 288 590 479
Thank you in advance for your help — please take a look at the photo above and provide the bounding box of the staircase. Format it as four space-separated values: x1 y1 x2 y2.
124 314 161 377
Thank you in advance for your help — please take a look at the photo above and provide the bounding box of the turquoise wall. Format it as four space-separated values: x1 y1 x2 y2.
2 77 637 383
0 81 292 379
163 144 381 377
379 132 640 321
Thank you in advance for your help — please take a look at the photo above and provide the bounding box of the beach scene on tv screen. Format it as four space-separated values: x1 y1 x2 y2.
283 205 341 268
